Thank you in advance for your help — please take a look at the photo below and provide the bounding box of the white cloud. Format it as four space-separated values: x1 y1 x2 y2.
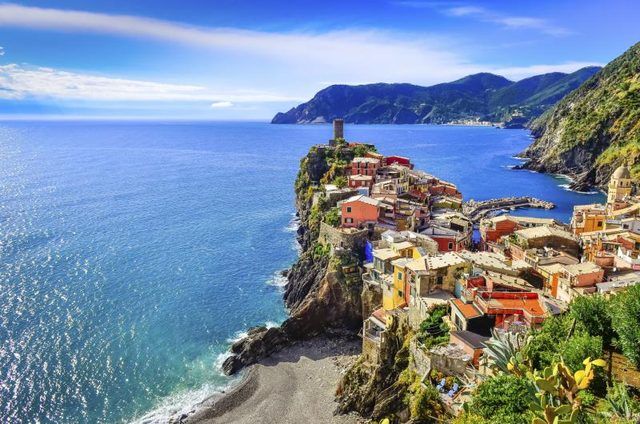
446 6 484 17
397 2 571 36
0 3 595 110
210 101 233 108
0 3 481 87
0 64 301 102
0 46 4 56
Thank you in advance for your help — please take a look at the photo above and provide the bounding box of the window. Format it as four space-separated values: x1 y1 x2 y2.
448 242 454 250
398 290 403 297
397 272 403 280
597 221 603 227
346 206 352 213
345 218 353 223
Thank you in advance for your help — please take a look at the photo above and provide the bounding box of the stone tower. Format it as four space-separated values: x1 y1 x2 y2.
607 163 633 212
333 119 344 140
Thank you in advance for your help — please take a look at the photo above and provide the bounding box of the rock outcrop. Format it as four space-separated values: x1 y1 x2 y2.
335 312 412 420
222 143 362 375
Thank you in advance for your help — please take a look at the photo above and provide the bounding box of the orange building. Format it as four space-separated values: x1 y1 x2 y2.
341 195 383 228
570 204 606 235
479 215 518 245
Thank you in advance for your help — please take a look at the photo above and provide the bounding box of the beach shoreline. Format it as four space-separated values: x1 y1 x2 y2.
184 336 363 424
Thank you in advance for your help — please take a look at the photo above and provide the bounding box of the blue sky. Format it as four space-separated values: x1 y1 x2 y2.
0 0 638 119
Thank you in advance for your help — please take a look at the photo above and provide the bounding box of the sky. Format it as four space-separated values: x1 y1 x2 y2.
0 0 638 120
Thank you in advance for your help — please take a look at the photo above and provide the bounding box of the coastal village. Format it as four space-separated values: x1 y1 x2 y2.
306 120 640 421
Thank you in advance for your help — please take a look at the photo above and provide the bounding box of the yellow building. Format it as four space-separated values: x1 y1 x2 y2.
607 164 633 213
570 204 606 235
382 258 412 310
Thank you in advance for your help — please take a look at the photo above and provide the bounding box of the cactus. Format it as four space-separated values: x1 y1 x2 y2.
527 357 606 424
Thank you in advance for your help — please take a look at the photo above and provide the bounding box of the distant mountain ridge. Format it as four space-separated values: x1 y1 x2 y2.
271 67 601 126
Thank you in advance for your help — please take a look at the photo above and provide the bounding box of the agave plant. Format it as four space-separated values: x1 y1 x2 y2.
604 382 640 421
482 328 529 375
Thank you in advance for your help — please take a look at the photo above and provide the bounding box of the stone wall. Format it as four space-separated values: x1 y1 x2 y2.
319 222 368 253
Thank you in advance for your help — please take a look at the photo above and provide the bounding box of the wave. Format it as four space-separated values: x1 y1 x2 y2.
132 354 237 424
265 270 288 290
283 213 300 233
559 183 599 195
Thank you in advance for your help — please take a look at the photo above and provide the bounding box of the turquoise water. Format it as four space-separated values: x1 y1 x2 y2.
0 122 604 423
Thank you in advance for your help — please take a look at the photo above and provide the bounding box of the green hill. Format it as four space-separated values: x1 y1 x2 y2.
522 42 640 189
272 68 599 126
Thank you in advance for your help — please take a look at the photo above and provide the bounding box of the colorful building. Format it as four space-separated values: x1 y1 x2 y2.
570 204 606 235
351 157 381 177
340 195 384 228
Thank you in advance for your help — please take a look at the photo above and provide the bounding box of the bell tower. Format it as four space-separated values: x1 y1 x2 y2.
607 163 632 212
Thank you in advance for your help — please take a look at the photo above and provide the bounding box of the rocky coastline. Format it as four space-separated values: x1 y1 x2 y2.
222 143 364 376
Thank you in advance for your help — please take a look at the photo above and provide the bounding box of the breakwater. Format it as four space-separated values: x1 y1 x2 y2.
463 196 555 222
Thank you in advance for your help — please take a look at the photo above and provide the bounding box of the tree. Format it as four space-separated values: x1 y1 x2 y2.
610 285 640 367
471 374 533 424
570 295 614 347
324 207 341 227
525 315 573 370
333 176 348 188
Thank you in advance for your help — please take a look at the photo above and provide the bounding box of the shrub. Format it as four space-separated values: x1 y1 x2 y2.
416 304 449 347
333 175 347 188
610 285 640 367
570 295 614 347
323 207 341 227
471 374 532 423
525 315 573 370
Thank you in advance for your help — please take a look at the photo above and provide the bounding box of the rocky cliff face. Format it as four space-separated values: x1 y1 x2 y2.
222 143 362 375
335 313 412 420
521 42 640 191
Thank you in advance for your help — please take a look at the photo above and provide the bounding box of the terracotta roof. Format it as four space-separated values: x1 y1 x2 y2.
451 299 482 319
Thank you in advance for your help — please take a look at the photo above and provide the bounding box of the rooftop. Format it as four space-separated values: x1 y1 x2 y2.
352 157 381 164
426 252 468 270
515 225 577 241
349 174 374 181
451 299 482 319
562 261 603 276
343 194 382 207
451 330 490 350
374 248 401 261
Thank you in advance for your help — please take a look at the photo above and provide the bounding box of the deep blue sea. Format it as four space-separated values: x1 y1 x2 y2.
0 121 604 423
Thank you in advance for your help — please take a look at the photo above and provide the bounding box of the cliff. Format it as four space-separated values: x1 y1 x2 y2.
271 68 599 126
222 143 363 375
521 42 640 190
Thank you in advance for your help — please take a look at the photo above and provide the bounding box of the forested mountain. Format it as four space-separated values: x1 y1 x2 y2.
271 67 600 126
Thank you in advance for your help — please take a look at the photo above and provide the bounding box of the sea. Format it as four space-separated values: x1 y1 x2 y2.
0 121 605 423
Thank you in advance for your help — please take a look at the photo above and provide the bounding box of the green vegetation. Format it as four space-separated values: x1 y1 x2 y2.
470 374 533 424
400 370 448 423
462 290 640 424
610 285 640 367
528 42 640 182
416 304 450 348
352 144 377 157
333 176 347 188
323 207 341 227
273 68 599 125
